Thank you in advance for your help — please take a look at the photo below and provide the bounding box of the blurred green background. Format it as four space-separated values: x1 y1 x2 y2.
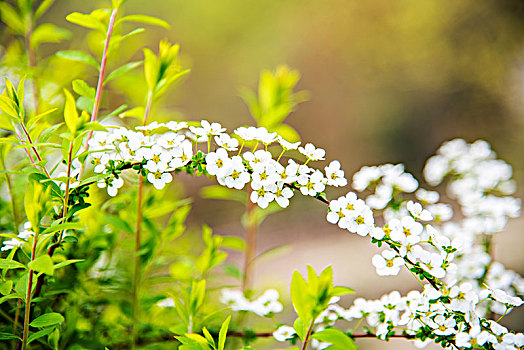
2 0 524 347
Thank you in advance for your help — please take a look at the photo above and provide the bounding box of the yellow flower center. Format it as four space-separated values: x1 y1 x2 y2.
217 159 223 167
346 203 354 210
355 216 365 225
154 171 162 179
153 155 160 163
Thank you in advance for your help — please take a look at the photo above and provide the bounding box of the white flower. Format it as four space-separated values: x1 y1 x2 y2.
407 201 433 221
273 326 296 342
298 170 326 196
298 143 325 161
102 177 124 197
430 314 456 336
324 160 347 187
352 166 382 192
198 119 226 136
250 182 276 208
372 250 404 276
243 150 273 172
275 186 293 208
277 136 300 150
214 134 239 151
136 121 165 132
489 288 524 307
389 216 423 245
415 188 439 204
221 156 250 190
206 148 231 177
146 163 173 190
165 121 188 131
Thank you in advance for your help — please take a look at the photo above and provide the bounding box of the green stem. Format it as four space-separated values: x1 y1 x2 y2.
276 149 285 162
0 154 19 233
132 90 154 349
19 122 50 178
24 11 38 115
21 229 39 350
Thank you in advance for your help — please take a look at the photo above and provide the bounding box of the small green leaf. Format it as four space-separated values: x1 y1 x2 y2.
34 0 56 19
291 270 311 325
200 185 245 203
30 313 64 328
27 327 55 344
54 259 84 270
293 318 306 341
0 259 26 270
30 23 71 48
0 332 21 340
218 316 230 350
117 14 170 29
72 80 96 100
0 280 13 295
104 61 142 84
331 286 354 297
66 12 106 32
63 89 79 133
143 48 158 90
312 328 357 350
0 3 24 34
28 255 55 276
220 236 245 251
56 50 98 68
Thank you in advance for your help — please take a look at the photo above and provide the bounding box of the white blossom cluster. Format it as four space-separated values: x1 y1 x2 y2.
335 287 522 349
1 222 34 251
87 121 347 207
320 139 524 349
219 288 283 317
422 139 523 317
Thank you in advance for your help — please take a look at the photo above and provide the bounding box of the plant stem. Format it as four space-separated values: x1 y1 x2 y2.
12 300 21 350
84 7 118 151
24 13 39 115
18 122 50 178
0 154 19 233
131 90 154 349
243 187 257 291
132 175 144 349
21 229 39 350
301 321 314 350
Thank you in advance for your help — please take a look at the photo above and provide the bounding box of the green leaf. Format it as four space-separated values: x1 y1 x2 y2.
28 255 55 276
54 259 84 270
331 286 354 297
143 48 158 90
72 80 96 100
104 61 142 84
0 259 26 270
56 50 98 68
220 236 245 251
30 313 64 328
293 318 306 341
117 14 170 29
291 270 311 325
0 280 13 295
200 185 245 203
0 3 24 34
0 332 21 341
66 12 106 32
63 89 79 133
27 327 55 344
218 316 230 350
34 0 56 19
30 23 71 48
202 327 215 348
312 328 358 350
